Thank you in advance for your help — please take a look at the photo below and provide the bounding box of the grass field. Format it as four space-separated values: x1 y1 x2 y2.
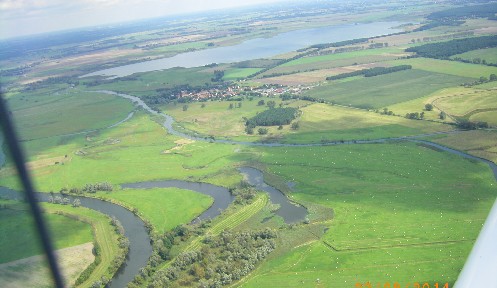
387 58 497 79
304 69 470 109
264 49 403 76
282 103 451 143
452 47 497 64
162 98 307 139
9 89 134 140
223 68 262 80
469 110 497 127
281 48 405 67
97 188 213 233
0 112 244 192
433 88 497 117
237 141 497 287
0 243 94 288
84 67 214 97
431 130 497 163
0 200 93 264
44 203 122 287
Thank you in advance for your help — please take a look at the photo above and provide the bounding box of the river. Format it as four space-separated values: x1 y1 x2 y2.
86 89 497 287
0 166 306 287
82 22 403 78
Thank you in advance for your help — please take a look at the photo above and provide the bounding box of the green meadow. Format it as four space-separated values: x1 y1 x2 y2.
452 47 497 64
9 89 134 140
387 58 497 79
0 200 93 263
0 112 243 192
282 103 450 143
223 68 262 80
237 142 497 286
96 188 213 233
304 69 470 109
43 203 122 287
83 67 214 97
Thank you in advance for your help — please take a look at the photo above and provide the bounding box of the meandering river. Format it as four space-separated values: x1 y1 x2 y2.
82 22 403 78
0 166 306 287
1 88 492 287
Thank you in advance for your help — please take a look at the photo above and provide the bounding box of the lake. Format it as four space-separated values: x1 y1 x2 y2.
83 21 403 78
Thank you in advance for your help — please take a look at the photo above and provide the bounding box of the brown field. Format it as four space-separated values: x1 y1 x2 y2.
257 63 388 85
433 130 497 163
0 242 94 288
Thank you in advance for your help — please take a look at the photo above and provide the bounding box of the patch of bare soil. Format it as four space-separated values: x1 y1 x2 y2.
0 242 94 288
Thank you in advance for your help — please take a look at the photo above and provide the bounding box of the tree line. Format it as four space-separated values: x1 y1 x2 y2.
326 65 412 80
427 3 497 21
405 35 497 59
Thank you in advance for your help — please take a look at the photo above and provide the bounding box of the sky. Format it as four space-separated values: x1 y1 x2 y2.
0 0 287 39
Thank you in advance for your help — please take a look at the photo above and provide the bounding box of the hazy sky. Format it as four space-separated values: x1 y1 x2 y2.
0 0 287 39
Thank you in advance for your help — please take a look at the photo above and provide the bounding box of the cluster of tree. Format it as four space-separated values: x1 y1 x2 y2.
211 70 225 82
230 184 257 205
67 182 113 194
457 120 488 130
326 65 412 80
76 241 102 286
405 112 425 120
126 220 214 287
451 57 497 67
245 107 298 128
462 74 497 87
381 108 394 116
149 229 277 288
368 42 388 49
413 19 464 32
427 3 497 21
228 102 242 109
421 32 475 43
405 35 497 59
310 38 369 49
24 76 80 91
48 195 81 207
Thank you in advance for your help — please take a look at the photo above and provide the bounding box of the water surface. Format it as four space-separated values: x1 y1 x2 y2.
83 22 402 78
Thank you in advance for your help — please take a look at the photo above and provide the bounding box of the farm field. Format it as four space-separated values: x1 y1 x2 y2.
9 89 134 141
223 68 262 80
387 58 497 79
283 103 451 143
452 47 497 64
264 50 403 76
433 88 497 118
304 69 471 109
0 200 93 264
83 67 214 97
431 130 497 163
43 203 123 287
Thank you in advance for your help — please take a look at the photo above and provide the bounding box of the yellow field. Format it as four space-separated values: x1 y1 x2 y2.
298 103 450 133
